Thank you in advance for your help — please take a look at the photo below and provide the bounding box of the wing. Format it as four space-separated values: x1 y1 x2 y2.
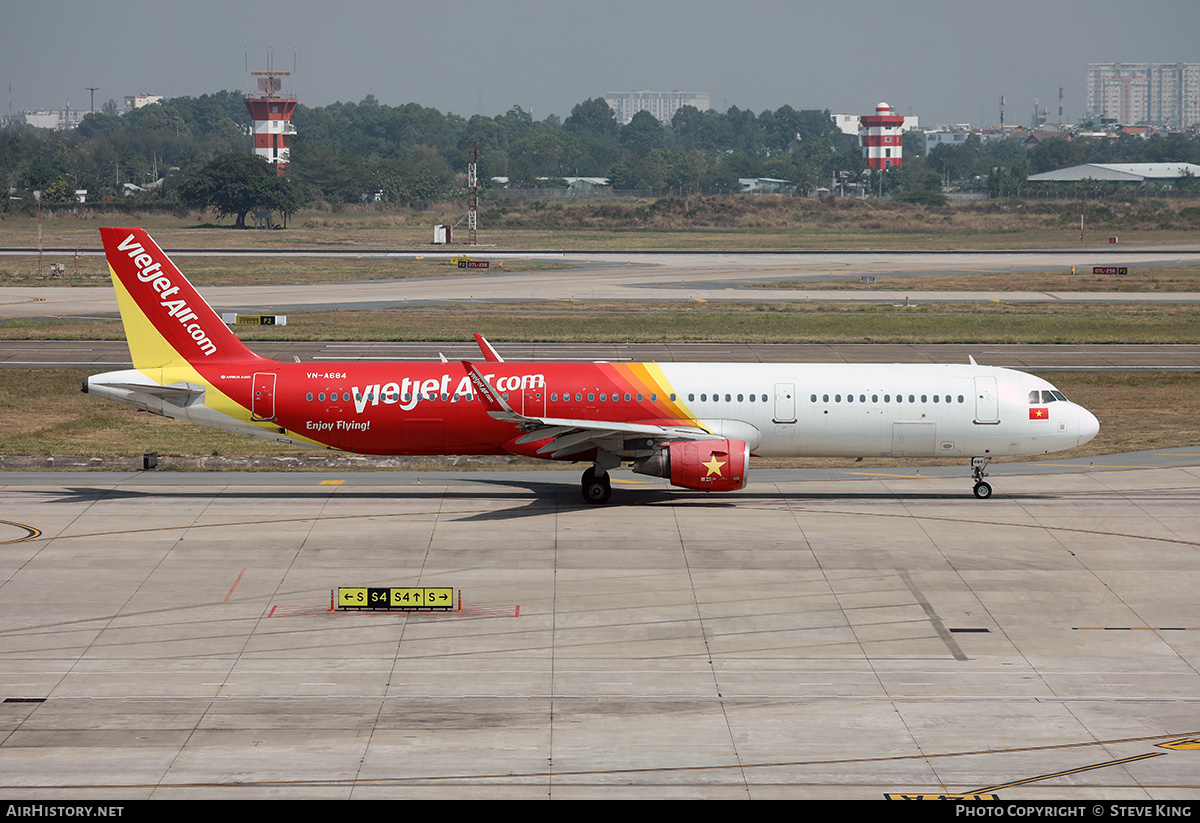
461 361 717 459
473 333 504 363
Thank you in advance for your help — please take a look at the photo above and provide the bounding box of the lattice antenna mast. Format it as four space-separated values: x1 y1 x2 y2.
467 140 479 245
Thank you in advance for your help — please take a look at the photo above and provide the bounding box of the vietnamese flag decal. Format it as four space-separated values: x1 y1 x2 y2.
1029 407 1049 420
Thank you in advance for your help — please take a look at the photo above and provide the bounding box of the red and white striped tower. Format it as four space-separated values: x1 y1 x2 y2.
244 71 297 175
859 101 905 170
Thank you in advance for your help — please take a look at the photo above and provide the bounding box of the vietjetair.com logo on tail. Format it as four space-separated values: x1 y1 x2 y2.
111 231 219 357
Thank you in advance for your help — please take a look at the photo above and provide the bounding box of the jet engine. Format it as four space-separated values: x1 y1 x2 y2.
632 439 749 492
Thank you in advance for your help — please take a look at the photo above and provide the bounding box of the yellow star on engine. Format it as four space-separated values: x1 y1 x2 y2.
702 456 726 477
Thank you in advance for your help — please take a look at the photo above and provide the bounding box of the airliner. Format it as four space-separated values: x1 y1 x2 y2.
85 227 1099 503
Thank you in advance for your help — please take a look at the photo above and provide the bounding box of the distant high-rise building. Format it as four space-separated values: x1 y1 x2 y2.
604 91 710 125
1086 62 1200 128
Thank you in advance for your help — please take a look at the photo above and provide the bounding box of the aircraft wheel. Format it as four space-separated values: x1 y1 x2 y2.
581 468 612 505
973 481 993 500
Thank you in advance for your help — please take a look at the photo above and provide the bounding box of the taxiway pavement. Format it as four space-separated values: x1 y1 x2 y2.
2 454 1199 799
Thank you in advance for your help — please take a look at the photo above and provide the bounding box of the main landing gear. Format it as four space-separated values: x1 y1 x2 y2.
581 467 612 504
580 450 619 505
971 456 992 499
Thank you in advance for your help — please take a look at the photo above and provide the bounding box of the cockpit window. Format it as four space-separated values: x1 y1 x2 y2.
1029 389 1069 404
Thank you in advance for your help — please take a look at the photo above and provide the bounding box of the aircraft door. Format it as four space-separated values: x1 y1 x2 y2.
772 383 796 424
973 376 999 424
252 372 277 421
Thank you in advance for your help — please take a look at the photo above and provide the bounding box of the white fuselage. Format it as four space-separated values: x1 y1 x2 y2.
653 362 1098 459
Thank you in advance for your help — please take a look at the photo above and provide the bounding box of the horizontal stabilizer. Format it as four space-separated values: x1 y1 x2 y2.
90 380 206 405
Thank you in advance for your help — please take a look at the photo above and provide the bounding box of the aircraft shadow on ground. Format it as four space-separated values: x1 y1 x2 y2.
17 479 1059 524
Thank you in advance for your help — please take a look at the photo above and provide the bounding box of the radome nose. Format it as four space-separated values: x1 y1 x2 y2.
1077 407 1100 446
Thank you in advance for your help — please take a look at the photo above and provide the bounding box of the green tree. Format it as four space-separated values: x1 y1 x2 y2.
177 153 300 227
1029 136 1080 174
564 98 619 142
621 110 666 150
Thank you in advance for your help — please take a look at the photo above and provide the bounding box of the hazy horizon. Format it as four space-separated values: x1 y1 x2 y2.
3 0 1198 129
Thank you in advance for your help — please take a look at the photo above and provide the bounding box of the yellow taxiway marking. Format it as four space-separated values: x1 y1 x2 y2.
0 519 42 544
319 480 345 485
970 752 1165 795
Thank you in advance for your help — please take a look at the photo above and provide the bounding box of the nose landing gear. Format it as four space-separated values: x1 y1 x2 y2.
971 456 992 499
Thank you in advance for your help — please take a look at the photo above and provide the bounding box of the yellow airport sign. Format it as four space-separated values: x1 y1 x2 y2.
336 587 456 611
337 588 369 608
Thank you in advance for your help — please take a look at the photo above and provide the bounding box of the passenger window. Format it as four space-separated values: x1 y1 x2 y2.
306 392 313 401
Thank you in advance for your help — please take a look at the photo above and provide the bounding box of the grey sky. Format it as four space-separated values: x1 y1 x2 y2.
3 0 1198 129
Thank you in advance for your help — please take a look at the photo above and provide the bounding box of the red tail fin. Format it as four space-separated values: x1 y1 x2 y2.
100 227 266 369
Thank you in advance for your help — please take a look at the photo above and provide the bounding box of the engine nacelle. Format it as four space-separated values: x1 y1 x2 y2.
633 439 749 492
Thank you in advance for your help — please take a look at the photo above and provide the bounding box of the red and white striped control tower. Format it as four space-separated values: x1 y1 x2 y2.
244 71 296 175
859 101 905 170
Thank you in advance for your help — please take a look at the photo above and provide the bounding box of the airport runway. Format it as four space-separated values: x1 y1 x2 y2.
6 340 1200 372
2 454 1200 799
5 247 1200 319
